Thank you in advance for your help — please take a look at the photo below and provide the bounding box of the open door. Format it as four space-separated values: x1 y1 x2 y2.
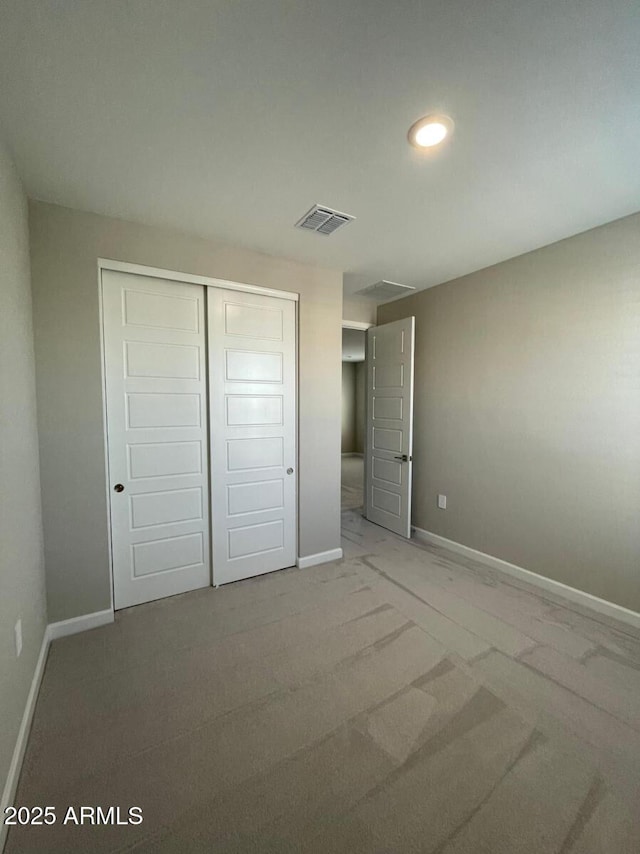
365 316 415 537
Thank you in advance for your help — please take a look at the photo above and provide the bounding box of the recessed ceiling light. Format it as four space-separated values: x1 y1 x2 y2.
408 114 454 150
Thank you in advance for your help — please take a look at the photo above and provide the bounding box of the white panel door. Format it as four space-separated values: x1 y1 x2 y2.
365 317 415 537
208 289 296 584
102 271 210 609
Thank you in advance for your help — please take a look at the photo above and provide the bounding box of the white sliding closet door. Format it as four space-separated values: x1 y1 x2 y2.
103 271 210 609
208 288 297 584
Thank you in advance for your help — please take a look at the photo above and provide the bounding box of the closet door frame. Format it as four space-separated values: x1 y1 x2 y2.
98 258 299 609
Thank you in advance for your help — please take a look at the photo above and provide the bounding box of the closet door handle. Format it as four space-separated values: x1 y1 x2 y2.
114 483 125 493
394 455 411 462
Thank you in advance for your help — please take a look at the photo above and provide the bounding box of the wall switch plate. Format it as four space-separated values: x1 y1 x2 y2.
437 494 447 510
15 618 23 657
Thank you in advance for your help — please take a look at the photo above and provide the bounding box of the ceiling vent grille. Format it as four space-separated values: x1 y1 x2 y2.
355 280 417 301
295 204 355 236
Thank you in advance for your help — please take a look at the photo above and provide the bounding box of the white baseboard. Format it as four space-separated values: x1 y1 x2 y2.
1 607 115 851
412 526 640 631
297 548 343 569
1 629 49 852
47 608 114 641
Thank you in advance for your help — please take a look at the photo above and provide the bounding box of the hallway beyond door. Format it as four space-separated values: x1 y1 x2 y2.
341 453 364 510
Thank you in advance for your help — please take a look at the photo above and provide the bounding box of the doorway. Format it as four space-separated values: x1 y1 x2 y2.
101 264 298 609
341 316 416 538
364 316 415 538
341 324 368 511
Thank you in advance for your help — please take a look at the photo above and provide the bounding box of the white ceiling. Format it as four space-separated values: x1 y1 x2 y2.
1 0 639 297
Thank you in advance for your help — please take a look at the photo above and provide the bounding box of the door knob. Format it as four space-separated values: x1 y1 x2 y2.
114 483 125 493
286 467 294 475
393 455 411 462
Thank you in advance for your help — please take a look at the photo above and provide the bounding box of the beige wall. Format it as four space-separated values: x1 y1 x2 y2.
379 212 640 612
342 295 377 325
341 362 356 452
342 361 366 454
0 141 47 798
29 201 343 622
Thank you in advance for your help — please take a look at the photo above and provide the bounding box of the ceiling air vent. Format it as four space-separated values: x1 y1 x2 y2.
295 204 355 236
355 280 416 301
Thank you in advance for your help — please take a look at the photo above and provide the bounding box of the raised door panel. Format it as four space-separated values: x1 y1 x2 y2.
226 395 283 426
125 342 201 380
225 350 282 383
224 302 283 339
127 393 201 429
130 487 203 529
226 437 284 471
123 289 200 332
227 480 284 516
128 441 202 480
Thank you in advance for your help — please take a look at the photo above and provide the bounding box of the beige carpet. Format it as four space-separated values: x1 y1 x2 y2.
341 454 364 510
7 511 640 852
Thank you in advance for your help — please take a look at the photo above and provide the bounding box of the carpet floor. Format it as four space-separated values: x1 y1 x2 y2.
6 512 640 852
341 454 364 510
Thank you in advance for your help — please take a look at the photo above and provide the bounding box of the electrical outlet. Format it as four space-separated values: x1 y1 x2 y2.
437 494 447 510
15 618 23 657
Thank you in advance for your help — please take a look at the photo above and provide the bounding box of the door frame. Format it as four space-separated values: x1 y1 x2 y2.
341 320 373 514
98 258 299 609
341 320 373 331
